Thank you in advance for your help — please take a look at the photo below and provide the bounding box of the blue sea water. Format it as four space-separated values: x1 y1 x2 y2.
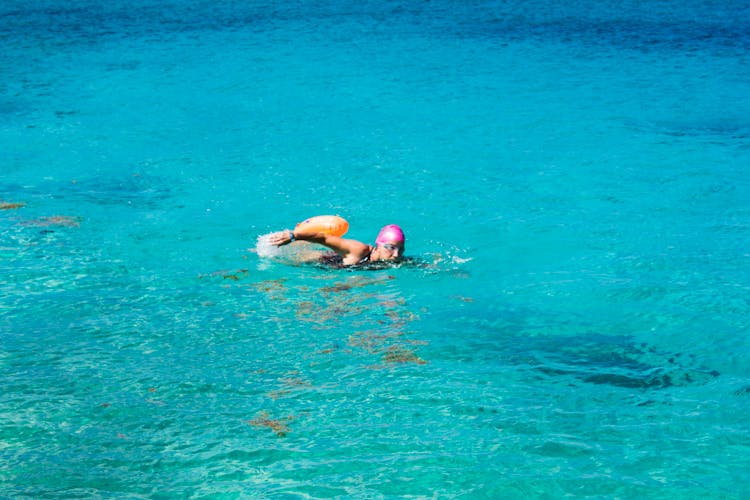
2 0 749 497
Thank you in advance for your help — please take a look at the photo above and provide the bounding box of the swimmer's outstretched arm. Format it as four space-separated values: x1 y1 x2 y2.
268 229 371 263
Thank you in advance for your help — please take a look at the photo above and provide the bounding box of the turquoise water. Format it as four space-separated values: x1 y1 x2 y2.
2 0 749 497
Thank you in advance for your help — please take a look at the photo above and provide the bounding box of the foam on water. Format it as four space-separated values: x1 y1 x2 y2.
254 233 283 259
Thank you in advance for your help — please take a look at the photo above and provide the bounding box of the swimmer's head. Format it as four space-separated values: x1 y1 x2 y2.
375 224 405 261
376 224 405 245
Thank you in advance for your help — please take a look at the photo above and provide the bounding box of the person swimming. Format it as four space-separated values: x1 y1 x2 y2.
268 223 406 267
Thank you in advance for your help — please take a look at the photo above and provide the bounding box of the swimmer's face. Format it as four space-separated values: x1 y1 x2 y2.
378 241 404 261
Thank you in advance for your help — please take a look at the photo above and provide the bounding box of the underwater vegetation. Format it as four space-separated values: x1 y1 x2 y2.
0 199 80 230
201 264 429 436
1 201 26 210
20 215 82 227
319 275 395 293
381 345 428 365
198 268 250 281
265 373 313 401
247 411 295 437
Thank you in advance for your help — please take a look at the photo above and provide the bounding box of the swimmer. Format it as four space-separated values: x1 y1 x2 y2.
268 224 405 267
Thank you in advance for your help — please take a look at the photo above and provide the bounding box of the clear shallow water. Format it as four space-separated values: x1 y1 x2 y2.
2 0 749 497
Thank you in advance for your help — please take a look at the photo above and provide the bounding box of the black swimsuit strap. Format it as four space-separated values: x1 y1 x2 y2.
358 247 373 265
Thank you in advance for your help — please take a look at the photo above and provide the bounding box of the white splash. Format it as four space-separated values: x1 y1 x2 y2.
255 233 283 258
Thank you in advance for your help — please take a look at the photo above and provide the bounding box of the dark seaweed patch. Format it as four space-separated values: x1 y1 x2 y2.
512 333 719 390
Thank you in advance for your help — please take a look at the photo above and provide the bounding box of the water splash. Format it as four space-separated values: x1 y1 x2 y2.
255 232 283 258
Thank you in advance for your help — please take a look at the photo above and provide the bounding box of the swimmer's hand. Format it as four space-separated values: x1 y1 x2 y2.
268 230 294 246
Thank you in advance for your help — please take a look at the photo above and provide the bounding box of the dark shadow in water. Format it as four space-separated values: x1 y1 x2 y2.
0 174 173 209
62 175 173 208
478 15 750 53
626 119 750 141
508 333 720 389
4 1 748 56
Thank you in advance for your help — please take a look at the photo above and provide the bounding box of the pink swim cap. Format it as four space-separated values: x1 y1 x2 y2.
375 224 405 246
